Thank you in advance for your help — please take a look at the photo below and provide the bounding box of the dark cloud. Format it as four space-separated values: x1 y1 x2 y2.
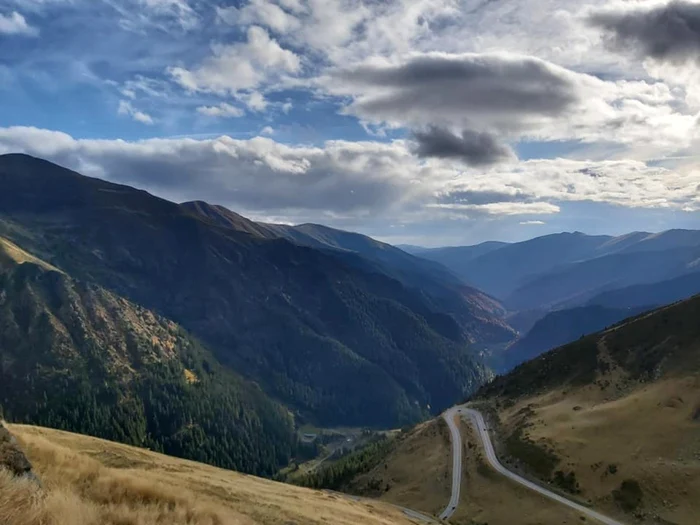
590 1 700 64
334 54 581 132
413 127 515 166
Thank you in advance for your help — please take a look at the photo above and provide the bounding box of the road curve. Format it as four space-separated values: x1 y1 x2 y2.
458 407 626 525
438 407 463 520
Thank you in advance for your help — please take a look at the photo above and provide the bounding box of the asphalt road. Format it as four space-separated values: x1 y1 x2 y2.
454 407 627 525
438 407 462 520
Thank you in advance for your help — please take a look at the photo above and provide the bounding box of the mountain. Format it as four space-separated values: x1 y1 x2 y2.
180 203 513 343
500 304 650 371
0 153 491 428
414 230 700 309
473 295 700 523
413 241 510 273
585 271 700 310
418 232 614 299
506 244 700 310
243 220 514 343
0 237 295 476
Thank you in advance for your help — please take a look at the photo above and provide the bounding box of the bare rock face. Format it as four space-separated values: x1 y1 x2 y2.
0 422 34 478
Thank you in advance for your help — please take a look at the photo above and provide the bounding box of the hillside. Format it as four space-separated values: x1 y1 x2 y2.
585 271 700 310
0 153 490 428
500 304 650 371
473 295 700 524
505 246 700 310
181 203 514 344
0 240 296 476
1 422 425 525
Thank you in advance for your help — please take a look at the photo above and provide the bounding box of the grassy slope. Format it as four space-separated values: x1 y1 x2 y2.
344 417 580 524
474 295 700 524
2 424 421 525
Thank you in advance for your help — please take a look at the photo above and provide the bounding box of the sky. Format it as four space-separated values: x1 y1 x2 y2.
1 0 699 247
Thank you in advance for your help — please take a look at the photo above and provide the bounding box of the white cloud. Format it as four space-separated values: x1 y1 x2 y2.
261 126 275 135
0 11 39 36
118 101 155 125
520 220 546 226
1 127 698 227
217 0 301 34
168 26 300 95
325 52 700 156
139 0 198 30
236 91 268 111
196 103 245 118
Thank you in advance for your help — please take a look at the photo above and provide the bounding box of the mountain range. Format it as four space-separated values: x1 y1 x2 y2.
0 153 505 456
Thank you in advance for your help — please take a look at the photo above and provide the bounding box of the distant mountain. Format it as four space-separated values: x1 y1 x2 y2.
0 238 296 476
506 245 700 310
414 230 700 309
501 304 650 371
418 232 613 298
415 241 510 275
0 153 493 429
585 271 700 310
396 244 429 254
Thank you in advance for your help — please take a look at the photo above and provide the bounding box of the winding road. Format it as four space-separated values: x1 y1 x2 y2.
439 406 626 525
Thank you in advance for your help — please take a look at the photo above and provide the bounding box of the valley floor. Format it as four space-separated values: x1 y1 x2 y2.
4 424 427 525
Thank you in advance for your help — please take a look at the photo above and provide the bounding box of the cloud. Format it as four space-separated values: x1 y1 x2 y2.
413 127 515 166
589 1 700 64
168 26 300 95
325 51 700 154
1 127 698 227
261 126 275 135
217 0 301 34
118 101 155 125
520 220 546 225
196 103 245 118
236 91 268 111
0 11 39 36
330 53 581 134
139 0 198 30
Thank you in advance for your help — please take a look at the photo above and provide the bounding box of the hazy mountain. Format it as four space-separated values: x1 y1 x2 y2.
0 153 492 428
501 304 650 371
506 245 700 310
585 271 700 310
419 232 613 298
414 230 700 309
0 237 296 475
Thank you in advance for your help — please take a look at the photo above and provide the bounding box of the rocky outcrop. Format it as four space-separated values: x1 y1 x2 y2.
0 422 34 479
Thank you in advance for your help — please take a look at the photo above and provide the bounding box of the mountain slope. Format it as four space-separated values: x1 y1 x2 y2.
415 230 700 304
180 203 515 344
500 304 650 371
472 295 700 524
4 422 420 525
0 153 489 427
0 242 295 476
506 245 700 310
585 271 700 310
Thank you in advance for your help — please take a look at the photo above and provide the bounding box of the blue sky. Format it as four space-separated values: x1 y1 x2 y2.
1 0 699 246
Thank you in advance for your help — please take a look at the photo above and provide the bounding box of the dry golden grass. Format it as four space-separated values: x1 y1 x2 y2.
496 376 700 525
450 419 582 525
0 236 61 272
5 424 427 525
352 420 452 517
